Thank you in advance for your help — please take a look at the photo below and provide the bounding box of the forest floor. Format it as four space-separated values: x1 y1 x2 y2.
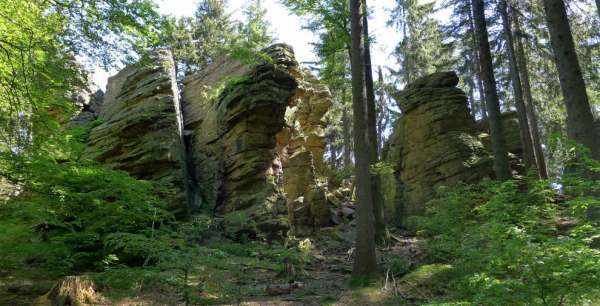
0 224 454 306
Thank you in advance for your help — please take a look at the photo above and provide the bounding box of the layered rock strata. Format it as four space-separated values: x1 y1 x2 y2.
386 71 492 226
182 44 331 236
85 50 189 215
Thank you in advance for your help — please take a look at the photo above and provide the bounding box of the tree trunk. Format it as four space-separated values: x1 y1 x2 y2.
467 0 487 120
467 70 478 118
512 5 549 179
349 0 377 278
362 0 387 245
499 0 537 172
542 0 600 161
331 139 338 169
342 106 353 168
472 0 512 180
376 67 386 154
596 0 600 20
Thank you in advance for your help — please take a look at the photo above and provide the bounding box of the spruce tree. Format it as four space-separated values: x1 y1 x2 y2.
542 0 600 161
349 0 378 279
472 0 512 180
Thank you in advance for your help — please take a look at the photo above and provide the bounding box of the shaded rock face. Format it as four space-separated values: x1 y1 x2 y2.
85 50 189 215
477 111 524 173
477 111 522 155
182 44 331 236
66 83 104 129
385 72 491 226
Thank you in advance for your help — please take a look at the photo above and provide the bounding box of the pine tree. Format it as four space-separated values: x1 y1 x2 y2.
499 0 537 172
362 0 387 245
511 4 548 179
472 0 512 180
389 0 453 85
349 0 377 279
542 0 600 161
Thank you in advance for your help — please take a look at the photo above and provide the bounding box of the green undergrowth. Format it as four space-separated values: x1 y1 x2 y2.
0 122 311 304
410 151 600 305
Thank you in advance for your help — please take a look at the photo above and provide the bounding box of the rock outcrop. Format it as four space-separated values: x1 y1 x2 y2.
385 72 491 226
85 50 189 215
182 44 331 236
66 83 104 129
477 111 525 174
80 45 331 235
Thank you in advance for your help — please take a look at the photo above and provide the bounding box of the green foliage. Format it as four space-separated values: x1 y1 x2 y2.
415 176 600 305
158 0 274 80
389 0 454 85
0 120 176 274
0 0 160 163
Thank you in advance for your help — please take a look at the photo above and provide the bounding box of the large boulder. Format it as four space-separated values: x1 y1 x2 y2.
182 44 331 236
85 49 189 215
385 72 492 227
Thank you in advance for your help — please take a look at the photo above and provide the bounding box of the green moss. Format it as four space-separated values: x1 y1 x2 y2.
401 264 453 286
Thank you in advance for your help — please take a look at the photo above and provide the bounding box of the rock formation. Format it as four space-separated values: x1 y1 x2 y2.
183 45 331 237
85 49 189 215
81 45 332 236
66 83 104 129
385 72 492 226
182 44 332 236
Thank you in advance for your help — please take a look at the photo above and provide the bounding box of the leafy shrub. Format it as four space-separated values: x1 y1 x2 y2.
0 121 177 273
416 177 600 305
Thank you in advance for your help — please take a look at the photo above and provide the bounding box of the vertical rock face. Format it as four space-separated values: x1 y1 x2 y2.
85 50 189 215
182 44 331 236
386 72 491 226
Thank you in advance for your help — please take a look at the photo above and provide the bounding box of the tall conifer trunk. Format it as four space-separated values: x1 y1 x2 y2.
542 0 600 161
512 6 548 179
349 0 377 278
472 0 512 180
499 0 536 171
467 0 487 120
362 0 387 245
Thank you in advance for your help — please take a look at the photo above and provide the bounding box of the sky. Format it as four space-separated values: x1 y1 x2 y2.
91 0 403 89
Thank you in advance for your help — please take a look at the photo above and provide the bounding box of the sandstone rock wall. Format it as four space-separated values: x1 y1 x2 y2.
386 72 491 226
182 44 331 236
85 50 189 215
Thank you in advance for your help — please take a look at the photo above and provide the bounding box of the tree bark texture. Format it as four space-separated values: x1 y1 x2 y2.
472 0 512 180
349 0 378 278
512 5 549 179
362 0 387 245
542 0 600 161
499 0 537 171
